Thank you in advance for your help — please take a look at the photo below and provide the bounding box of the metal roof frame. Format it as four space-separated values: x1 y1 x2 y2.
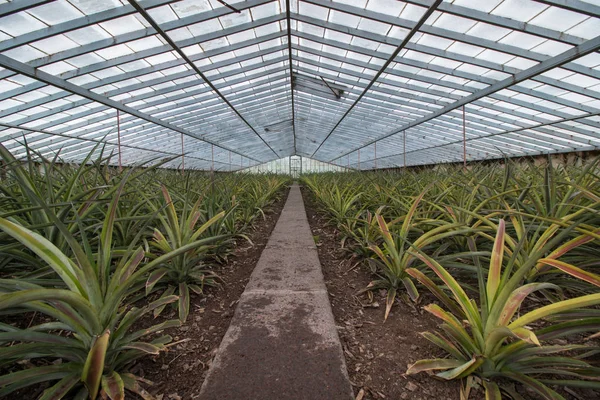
0 0 598 170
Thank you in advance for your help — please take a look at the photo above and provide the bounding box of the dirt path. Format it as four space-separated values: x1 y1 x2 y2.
198 183 353 400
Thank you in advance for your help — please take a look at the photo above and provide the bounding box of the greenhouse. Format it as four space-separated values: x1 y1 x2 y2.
0 0 599 399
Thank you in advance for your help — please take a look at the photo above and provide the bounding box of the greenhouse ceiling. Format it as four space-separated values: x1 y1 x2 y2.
0 0 598 171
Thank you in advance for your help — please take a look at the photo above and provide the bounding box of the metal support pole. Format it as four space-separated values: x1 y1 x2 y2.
211 143 214 172
374 142 377 170
181 133 184 175
358 149 360 170
403 131 406 169
117 110 122 172
229 150 231 172
463 105 467 170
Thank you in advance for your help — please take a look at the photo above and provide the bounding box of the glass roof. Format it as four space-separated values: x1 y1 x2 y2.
0 0 598 170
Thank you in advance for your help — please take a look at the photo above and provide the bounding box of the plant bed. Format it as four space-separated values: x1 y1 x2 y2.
301 186 461 400
300 172 600 400
132 186 290 399
0 142 290 400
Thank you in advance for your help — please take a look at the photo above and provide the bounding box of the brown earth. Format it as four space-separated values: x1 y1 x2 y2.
1 187 290 400
300 185 600 400
133 186 290 399
300 185 464 400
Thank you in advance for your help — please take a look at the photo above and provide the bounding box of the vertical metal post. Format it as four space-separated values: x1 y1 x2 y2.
300 156 303 175
403 131 406 169
229 150 231 172
347 155 349 170
211 144 214 172
463 105 467 170
117 110 122 172
181 133 184 175
358 149 360 170
374 142 377 169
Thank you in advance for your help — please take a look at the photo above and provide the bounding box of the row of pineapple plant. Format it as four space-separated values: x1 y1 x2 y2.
302 158 600 399
0 143 289 399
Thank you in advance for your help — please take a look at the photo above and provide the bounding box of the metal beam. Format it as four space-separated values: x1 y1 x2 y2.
293 42 600 115
285 0 297 154
0 0 272 53
126 0 279 158
291 12 600 80
291 57 600 146
310 0 443 157
293 29 600 102
0 12 285 80
291 46 600 137
0 0 54 18
0 122 232 167
533 0 600 18
331 35 600 161
305 0 587 46
2 62 289 152
0 54 262 162
0 0 174 52
0 44 288 119
352 111 599 167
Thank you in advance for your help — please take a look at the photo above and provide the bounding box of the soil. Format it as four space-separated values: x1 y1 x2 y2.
300 185 463 400
0 187 290 400
132 186 290 399
300 186 600 400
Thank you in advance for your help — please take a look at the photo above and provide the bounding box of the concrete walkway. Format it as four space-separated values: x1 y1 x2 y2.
199 184 353 400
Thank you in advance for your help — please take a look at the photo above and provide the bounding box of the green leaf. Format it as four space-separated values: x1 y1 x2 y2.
122 342 163 355
482 380 501 400
401 276 419 302
502 372 565 400
190 210 226 241
486 219 505 306
436 356 483 380
421 331 464 360
121 373 155 400
38 373 80 400
414 252 482 340
510 293 600 329
0 289 99 335
0 364 77 390
145 269 168 296
406 359 466 375
118 247 146 284
382 287 396 322
101 371 125 400
498 282 559 326
538 259 600 288
81 329 110 400
406 268 464 317
178 282 190 323
0 218 82 294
